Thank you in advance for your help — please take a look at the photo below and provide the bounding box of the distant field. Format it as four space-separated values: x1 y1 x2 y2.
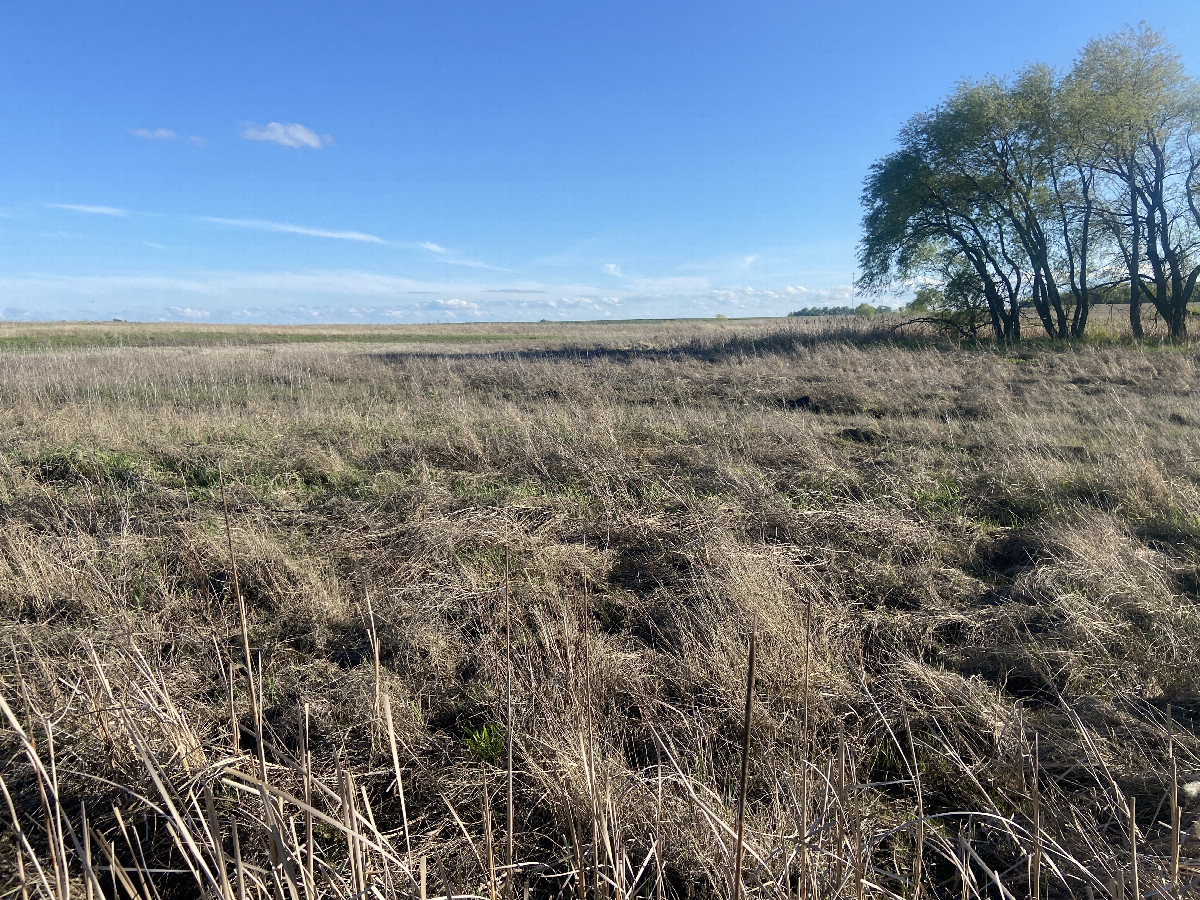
0 322 547 350
0 318 1197 899
0 329 534 350
0 304 1168 351
0 317 788 351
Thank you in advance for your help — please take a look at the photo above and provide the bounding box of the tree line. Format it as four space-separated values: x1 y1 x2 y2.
788 303 894 318
857 25 1200 341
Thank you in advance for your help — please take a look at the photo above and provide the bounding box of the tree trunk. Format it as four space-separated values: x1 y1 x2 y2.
1034 244 1068 338
1047 278 1068 338
1178 267 1200 342
1129 171 1143 338
1171 308 1188 341
1070 174 1094 339
1168 269 1193 340
1030 273 1055 338
982 281 1006 342
1071 287 1090 338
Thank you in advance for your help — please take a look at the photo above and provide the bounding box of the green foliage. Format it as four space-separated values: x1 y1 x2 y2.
462 723 506 763
906 290 934 314
37 447 143 485
158 456 220 492
906 264 994 338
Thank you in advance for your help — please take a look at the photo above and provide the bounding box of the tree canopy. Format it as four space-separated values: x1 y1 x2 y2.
858 25 1200 341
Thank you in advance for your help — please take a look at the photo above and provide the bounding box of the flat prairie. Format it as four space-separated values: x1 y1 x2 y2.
2 317 1198 899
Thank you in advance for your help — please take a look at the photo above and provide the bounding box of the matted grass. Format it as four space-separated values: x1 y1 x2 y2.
1 318 1198 898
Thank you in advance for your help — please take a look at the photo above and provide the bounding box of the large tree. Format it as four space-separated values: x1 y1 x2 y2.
859 25 1200 341
1067 25 1200 339
858 77 1078 341
859 83 1039 341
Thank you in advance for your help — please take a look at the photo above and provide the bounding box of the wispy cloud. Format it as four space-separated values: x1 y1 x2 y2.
442 256 503 270
131 128 208 146
201 216 387 244
167 306 211 318
42 198 495 267
197 217 477 262
604 263 623 276
241 122 329 149
45 203 126 217
408 239 499 269
131 128 179 140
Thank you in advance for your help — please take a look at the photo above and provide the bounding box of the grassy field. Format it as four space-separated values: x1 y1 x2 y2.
1 317 1198 899
0 318 779 351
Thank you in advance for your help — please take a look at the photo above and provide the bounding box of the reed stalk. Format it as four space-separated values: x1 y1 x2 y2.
1031 735 1042 900
505 552 515 900
219 463 266 784
731 623 756 900
1129 795 1139 900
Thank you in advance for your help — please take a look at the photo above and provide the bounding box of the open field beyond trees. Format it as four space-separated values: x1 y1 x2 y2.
1 318 1199 899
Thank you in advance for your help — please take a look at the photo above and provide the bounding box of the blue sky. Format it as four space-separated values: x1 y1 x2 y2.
2 1 1198 324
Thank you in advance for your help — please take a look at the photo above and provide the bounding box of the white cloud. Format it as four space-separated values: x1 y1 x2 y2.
419 242 447 254
167 306 211 318
131 128 179 140
383 297 482 318
46 203 126 217
241 122 328 149
201 216 387 244
189 135 209 147
604 263 622 276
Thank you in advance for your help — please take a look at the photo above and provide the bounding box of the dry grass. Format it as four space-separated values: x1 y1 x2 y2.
1 317 1199 899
